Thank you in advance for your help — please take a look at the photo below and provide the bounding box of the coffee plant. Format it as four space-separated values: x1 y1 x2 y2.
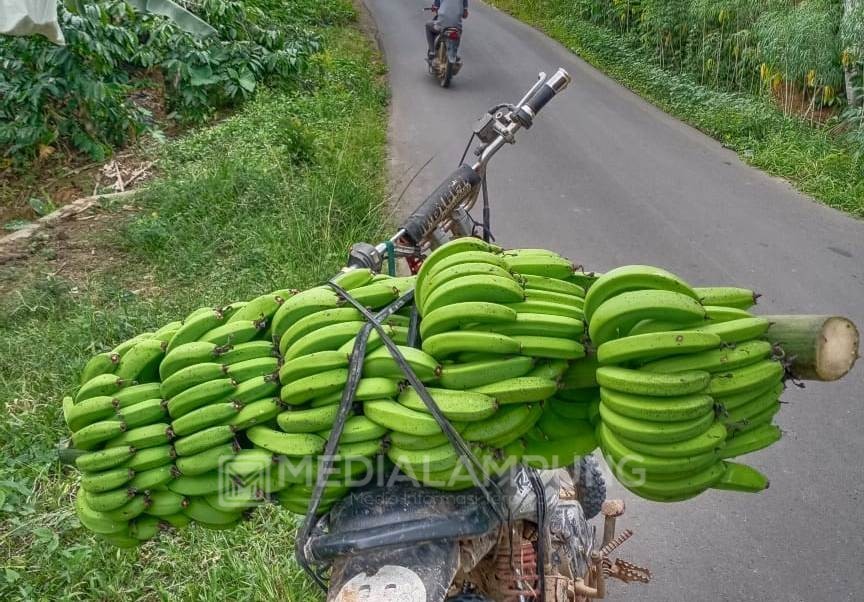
0 0 324 163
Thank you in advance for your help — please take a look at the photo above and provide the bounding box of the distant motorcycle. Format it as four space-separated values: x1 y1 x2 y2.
425 6 463 88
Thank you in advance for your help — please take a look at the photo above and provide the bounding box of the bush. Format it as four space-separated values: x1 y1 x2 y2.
0 0 323 164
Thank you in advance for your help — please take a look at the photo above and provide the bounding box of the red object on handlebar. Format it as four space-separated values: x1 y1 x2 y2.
447 29 460 40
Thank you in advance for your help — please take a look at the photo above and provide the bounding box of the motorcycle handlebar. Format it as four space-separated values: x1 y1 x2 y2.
399 164 481 244
514 68 571 127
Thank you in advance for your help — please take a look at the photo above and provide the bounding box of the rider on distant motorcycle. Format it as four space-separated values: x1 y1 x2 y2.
426 0 468 61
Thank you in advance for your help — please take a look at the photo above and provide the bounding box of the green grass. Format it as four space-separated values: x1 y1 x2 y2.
488 0 864 218
0 13 387 600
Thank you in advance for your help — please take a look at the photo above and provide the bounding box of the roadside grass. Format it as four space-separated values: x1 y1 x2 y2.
0 16 387 601
487 0 864 219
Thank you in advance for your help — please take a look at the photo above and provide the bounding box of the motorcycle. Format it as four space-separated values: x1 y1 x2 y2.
425 6 463 88
296 69 650 602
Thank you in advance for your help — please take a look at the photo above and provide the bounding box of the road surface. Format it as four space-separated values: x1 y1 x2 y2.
362 1 864 599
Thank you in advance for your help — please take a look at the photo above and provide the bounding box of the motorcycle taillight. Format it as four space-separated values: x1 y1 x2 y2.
447 29 460 40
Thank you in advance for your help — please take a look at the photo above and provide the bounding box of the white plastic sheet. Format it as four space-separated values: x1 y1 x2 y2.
1 0 65 44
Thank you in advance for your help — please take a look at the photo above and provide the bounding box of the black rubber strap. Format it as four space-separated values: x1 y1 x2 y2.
327 282 508 521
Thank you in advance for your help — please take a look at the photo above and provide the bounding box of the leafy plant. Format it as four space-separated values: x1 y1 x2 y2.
0 0 323 164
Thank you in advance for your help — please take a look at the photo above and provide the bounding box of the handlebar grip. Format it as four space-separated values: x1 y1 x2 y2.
400 164 481 244
514 68 571 128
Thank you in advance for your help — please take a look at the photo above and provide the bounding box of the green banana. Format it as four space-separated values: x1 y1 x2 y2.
228 397 283 429
175 441 238 476
480 312 584 338
527 359 570 382
76 446 136 473
484 401 546 448
145 490 188 517
72 420 127 450
318 416 388 444
706 360 784 397
226 450 278 481
388 442 459 473
583 265 698 322
424 262 515 296
597 423 717 476
704 305 752 323
599 388 714 422
167 378 238 419
184 498 241 525
691 317 771 344
597 331 722 366
159 342 219 381
362 345 441 381
337 324 402 356
106 423 173 450
523 288 584 310
284 321 366 361
331 267 376 290
123 445 176 471
363 400 445 436
81 487 137 513
419 301 517 339
693 287 758 310
161 362 229 400
596 366 711 397
81 467 135 493
160 513 192 529
168 471 227 497
719 382 783 426
128 464 176 491
640 340 773 374
76 374 130 404
279 350 349 384
421 274 524 316
115 397 166 428
398 387 497 421
226 357 279 383
588 289 706 346
416 239 503 305
271 286 342 340
714 380 780 411
711 461 769 492
614 460 726 502
718 424 781 459
279 307 363 355
277 404 345 434
66 395 117 432
247 426 326 457
205 487 266 513
111 332 153 357
174 425 236 457
153 321 183 343
389 431 449 451
506 300 584 321
217 341 277 365
280 368 349 406
105 495 151 522
347 282 401 308
166 308 226 353
228 374 280 405
599 402 716 444
502 252 574 280
171 401 240 437
520 274 585 297
461 403 542 443
227 290 296 325
76 493 129 534
568 271 600 290
610 421 727 458
512 335 586 360
114 338 165 384
470 376 558 404
310 378 401 406
79 352 121 385
335 438 383 460
422 331 521 359
199 319 266 347
438 356 535 390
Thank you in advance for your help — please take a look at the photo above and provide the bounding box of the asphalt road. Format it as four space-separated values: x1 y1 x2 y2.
363 1 864 600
